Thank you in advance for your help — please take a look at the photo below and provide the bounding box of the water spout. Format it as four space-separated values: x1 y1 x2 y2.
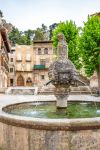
44 80 54 86
76 79 87 86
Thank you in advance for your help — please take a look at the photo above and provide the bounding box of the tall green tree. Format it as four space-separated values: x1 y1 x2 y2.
9 24 49 44
24 29 34 44
41 24 47 33
49 23 58 39
33 24 48 41
9 27 34 45
79 16 100 89
52 20 82 69
8 26 21 45
33 27 44 41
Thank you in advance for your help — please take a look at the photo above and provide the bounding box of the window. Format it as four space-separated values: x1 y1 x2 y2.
40 59 46 65
10 79 13 84
26 77 32 83
38 48 41 55
26 64 31 71
17 63 22 70
10 50 13 54
17 53 22 61
11 58 13 62
10 68 13 72
44 48 48 54
11 49 15 54
10 79 13 86
26 54 31 61
41 75 45 80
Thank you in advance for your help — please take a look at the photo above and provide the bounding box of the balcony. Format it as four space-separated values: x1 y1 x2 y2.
33 65 46 70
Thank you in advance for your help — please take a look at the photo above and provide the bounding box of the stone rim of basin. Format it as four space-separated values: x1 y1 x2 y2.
1 100 100 131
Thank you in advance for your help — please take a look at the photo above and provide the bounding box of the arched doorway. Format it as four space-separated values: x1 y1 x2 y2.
17 75 24 86
26 77 32 86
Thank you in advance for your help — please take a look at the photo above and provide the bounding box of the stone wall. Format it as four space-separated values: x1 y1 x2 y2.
0 120 100 150
6 87 38 95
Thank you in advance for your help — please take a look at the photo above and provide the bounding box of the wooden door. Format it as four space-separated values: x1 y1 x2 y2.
17 75 24 86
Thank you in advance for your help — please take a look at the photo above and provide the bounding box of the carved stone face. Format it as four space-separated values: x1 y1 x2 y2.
48 59 78 87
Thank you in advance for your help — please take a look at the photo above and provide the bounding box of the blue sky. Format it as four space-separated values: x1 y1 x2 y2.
1 0 100 31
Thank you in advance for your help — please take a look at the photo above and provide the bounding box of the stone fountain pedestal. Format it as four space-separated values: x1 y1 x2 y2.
48 33 78 114
55 85 70 114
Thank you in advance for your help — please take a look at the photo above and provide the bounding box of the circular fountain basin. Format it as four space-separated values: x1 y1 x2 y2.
3 101 100 119
1 100 100 150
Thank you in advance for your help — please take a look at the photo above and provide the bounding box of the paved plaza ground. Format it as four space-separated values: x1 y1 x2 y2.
0 94 100 108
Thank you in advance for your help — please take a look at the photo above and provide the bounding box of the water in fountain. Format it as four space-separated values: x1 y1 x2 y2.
4 101 100 119
75 81 98 110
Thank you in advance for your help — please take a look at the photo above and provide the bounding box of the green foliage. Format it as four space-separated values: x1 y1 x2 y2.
9 24 49 45
79 16 100 77
49 23 58 39
33 27 44 41
9 27 34 45
9 26 21 45
33 24 48 41
24 29 34 44
52 20 82 69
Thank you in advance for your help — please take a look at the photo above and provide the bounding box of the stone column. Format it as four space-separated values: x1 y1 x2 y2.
55 86 70 114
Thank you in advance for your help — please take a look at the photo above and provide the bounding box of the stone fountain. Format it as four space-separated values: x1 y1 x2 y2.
1 33 100 150
48 33 78 113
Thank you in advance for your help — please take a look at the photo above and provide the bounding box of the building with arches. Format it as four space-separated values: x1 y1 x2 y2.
15 45 34 86
15 41 54 87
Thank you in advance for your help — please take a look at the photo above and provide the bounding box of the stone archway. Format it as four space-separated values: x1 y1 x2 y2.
26 77 32 86
17 75 24 86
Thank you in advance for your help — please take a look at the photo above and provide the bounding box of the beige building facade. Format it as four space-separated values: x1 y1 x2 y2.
15 45 34 86
14 41 54 87
33 41 54 86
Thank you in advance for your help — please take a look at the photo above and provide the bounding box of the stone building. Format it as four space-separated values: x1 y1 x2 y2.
8 46 16 86
33 41 54 86
0 26 11 91
15 45 34 86
14 41 54 87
